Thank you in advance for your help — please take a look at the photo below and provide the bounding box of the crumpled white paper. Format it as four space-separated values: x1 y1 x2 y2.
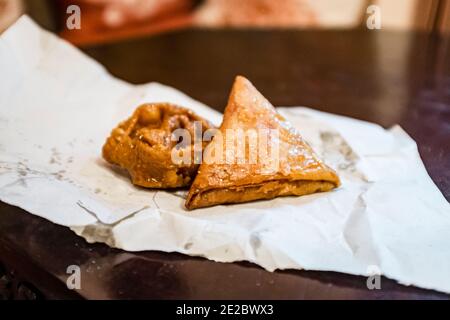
1 16 449 294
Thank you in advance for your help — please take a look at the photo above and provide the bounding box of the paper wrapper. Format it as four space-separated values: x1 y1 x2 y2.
1 17 449 294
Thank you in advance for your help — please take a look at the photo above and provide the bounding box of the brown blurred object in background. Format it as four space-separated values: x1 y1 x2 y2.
0 0 23 33
194 0 318 27
1 0 450 46
58 0 197 45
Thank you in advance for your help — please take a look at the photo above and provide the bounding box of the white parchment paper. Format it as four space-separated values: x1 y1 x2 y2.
1 16 449 294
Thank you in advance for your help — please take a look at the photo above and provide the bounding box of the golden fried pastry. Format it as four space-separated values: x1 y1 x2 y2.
185 76 340 209
103 103 214 188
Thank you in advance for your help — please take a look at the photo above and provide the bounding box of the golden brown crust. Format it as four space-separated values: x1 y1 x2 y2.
102 103 214 188
185 76 340 209
187 180 337 209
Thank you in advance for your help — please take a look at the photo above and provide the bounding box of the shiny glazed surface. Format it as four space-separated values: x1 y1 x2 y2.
103 103 214 188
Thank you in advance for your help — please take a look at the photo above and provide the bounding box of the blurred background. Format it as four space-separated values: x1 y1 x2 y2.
0 0 449 45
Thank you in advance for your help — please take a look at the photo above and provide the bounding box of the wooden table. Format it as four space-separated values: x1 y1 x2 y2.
1 29 449 300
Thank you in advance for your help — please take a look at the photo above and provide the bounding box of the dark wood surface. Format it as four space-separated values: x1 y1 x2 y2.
0 28 449 300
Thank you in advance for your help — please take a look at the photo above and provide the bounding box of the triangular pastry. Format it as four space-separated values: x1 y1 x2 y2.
185 76 340 209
